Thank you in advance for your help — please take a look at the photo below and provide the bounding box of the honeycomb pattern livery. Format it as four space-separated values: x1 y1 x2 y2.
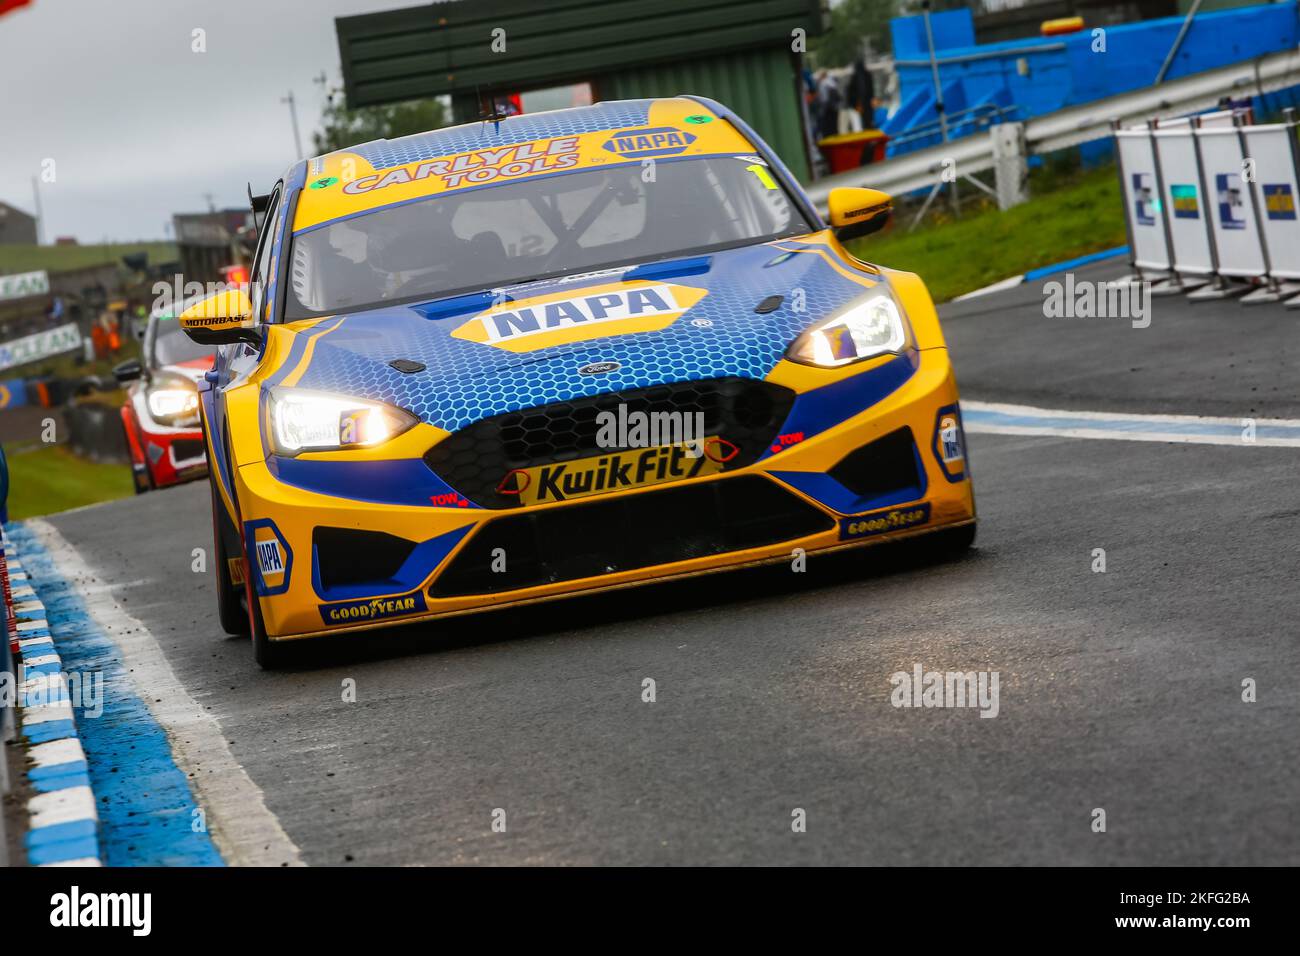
424 377 796 508
289 242 878 434
347 101 654 171
494 379 781 463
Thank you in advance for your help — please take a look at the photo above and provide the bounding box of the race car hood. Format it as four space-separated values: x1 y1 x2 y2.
276 237 886 433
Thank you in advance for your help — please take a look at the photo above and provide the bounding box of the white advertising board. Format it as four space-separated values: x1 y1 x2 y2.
1241 123 1300 280
0 322 83 373
1116 130 1170 272
0 270 50 303
1196 128 1266 278
1153 129 1215 275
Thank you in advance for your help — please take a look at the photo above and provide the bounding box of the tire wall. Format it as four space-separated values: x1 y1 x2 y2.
63 401 130 464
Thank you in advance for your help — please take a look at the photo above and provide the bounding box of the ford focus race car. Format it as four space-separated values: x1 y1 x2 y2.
114 305 215 492
180 97 976 666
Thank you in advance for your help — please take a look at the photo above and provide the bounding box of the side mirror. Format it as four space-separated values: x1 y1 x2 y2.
113 359 145 384
179 288 261 346
74 375 113 397
828 187 893 242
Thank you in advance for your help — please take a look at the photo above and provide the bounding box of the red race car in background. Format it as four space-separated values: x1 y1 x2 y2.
114 303 215 493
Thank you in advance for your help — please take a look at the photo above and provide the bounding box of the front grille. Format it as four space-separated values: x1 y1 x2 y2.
424 377 795 508
828 427 922 499
171 438 206 462
430 474 834 597
314 527 417 592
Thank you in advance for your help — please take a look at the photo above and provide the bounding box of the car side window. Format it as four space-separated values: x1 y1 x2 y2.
249 187 283 323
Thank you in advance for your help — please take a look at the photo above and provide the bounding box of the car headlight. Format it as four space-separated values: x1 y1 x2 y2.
267 387 418 456
786 292 907 367
146 374 200 426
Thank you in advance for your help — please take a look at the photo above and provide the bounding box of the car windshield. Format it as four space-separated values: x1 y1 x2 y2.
152 322 215 367
286 155 813 319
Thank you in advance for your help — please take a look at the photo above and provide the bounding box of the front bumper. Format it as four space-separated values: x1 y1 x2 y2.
123 403 207 488
234 347 975 640
146 427 208 487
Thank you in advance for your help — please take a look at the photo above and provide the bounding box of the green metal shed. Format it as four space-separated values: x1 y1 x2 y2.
335 0 829 181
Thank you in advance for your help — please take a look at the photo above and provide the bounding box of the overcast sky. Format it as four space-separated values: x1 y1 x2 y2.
0 0 410 243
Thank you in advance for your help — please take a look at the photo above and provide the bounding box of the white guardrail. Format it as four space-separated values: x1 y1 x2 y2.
806 48 1300 210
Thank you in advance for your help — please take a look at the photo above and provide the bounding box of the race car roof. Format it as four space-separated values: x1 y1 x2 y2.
292 97 758 234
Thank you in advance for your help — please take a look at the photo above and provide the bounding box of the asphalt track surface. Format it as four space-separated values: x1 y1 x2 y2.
37 261 1300 865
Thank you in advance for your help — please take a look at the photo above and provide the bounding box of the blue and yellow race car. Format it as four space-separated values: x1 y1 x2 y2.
180 96 975 666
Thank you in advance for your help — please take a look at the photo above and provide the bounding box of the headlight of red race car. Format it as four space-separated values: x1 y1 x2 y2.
145 372 201 427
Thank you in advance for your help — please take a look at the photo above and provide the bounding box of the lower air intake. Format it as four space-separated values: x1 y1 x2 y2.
430 474 833 597
171 438 206 462
828 427 921 499
314 527 417 592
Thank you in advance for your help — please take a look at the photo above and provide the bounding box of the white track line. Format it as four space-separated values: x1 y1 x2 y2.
961 400 1300 448
952 275 1025 301
26 518 303 867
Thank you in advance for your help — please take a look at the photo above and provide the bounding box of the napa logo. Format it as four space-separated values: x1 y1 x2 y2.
932 404 968 483
603 126 697 159
245 519 292 596
453 280 708 352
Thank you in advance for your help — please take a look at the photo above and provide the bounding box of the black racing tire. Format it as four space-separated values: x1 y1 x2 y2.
125 423 153 495
248 575 289 669
920 522 977 558
208 469 249 636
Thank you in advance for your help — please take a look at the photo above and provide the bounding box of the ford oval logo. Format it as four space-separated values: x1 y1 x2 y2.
578 361 621 376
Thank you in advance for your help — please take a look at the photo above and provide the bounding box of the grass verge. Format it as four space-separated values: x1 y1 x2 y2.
4 445 134 520
847 163 1128 303
0 241 177 275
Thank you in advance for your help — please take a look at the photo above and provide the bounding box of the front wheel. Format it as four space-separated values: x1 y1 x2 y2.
209 473 248 636
919 522 976 558
247 574 289 669
127 437 152 495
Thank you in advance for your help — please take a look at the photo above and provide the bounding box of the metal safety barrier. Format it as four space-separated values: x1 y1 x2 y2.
806 47 1300 213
